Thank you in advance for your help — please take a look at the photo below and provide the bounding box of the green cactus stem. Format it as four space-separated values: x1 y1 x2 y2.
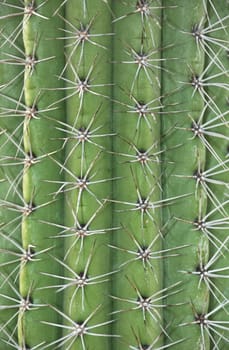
0 1 227 349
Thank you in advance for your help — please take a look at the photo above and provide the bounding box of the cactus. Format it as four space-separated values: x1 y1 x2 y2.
0 1 228 349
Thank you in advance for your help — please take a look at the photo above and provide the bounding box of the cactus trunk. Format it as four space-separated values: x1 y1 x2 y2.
0 1 228 349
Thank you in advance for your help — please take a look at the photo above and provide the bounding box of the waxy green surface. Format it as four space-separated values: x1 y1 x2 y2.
0 1 228 349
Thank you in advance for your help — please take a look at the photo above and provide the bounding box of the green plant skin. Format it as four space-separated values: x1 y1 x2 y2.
0 3 24 348
0 1 228 349
61 1 113 349
17 0 66 348
162 1 210 349
112 1 164 348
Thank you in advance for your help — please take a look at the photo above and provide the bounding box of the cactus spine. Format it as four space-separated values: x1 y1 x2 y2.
0 1 228 349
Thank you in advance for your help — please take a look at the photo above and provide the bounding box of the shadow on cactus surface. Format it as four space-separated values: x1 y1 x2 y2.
0 0 228 349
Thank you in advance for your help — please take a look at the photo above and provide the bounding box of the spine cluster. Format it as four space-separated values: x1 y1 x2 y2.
0 1 228 349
